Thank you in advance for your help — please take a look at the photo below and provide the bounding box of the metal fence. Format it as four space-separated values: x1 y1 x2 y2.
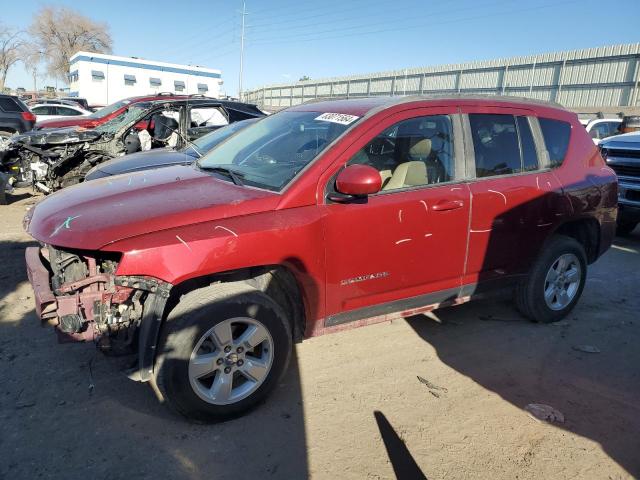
243 43 640 111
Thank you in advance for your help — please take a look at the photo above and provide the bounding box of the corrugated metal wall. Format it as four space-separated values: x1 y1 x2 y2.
244 43 640 110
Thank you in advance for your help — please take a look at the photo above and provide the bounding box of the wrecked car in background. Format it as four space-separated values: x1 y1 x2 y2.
0 98 265 194
24 95 616 422
84 118 259 181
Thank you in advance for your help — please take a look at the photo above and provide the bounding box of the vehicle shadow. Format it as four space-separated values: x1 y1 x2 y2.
0 240 309 480
405 253 640 477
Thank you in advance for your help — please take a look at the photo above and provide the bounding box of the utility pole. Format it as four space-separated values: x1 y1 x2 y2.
32 68 37 93
238 0 247 101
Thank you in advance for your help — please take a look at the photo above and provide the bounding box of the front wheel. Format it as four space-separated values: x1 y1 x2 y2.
154 282 292 422
515 235 587 323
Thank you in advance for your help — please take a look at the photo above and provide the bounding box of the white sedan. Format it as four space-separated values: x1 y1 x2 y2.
30 103 93 122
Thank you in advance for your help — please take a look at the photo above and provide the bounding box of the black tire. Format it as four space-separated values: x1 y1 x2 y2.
616 221 638 236
515 235 587 323
154 282 292 423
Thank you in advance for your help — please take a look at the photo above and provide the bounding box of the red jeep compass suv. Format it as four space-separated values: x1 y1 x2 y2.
24 95 617 421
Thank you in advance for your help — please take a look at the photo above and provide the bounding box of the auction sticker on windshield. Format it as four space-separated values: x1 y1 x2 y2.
315 112 360 125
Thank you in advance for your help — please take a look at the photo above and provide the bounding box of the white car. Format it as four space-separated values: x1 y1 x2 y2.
30 103 93 122
580 117 622 144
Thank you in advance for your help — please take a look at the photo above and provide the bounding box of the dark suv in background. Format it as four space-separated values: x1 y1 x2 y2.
0 94 37 138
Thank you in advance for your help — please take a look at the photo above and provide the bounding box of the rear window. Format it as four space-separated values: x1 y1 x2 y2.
539 118 571 167
0 97 23 113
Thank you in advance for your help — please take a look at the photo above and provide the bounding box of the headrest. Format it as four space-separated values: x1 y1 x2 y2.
409 138 432 158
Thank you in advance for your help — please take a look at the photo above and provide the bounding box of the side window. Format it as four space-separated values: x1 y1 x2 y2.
605 121 621 137
58 107 82 116
190 107 228 127
517 116 538 172
469 114 521 177
0 98 22 113
33 106 54 115
539 118 571 167
347 115 455 192
590 123 610 140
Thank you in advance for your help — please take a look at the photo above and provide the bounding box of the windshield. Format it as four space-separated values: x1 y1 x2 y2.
95 104 149 135
197 111 358 190
183 119 259 157
88 98 132 119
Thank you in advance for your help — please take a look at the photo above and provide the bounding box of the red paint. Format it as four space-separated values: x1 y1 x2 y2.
25 96 617 342
335 164 382 196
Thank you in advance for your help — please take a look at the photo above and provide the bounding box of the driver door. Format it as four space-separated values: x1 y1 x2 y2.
322 107 471 326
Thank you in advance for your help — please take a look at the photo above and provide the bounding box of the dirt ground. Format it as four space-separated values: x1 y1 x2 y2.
1 189 639 480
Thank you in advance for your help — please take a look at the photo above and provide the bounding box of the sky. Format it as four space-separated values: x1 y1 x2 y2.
4 0 640 97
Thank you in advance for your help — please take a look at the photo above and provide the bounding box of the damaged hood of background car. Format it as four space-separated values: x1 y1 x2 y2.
11 127 103 146
25 164 279 250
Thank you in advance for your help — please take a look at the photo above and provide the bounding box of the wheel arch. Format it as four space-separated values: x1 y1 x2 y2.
164 264 307 343
550 217 601 264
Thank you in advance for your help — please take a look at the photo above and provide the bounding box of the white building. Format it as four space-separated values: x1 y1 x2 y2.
68 51 223 106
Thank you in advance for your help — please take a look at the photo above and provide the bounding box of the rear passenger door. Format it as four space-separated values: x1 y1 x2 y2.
322 108 471 325
461 108 563 289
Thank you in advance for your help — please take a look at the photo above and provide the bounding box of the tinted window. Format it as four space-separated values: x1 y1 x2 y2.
469 114 521 177
517 116 538 171
58 106 82 116
348 115 455 191
32 106 55 115
0 97 22 113
539 118 571 167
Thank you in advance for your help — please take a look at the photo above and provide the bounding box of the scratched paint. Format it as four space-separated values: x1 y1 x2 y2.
470 228 492 233
175 235 192 252
395 239 412 245
398 210 403 223
214 225 239 238
424 233 433 237
50 215 81 237
487 189 507 205
419 200 428 212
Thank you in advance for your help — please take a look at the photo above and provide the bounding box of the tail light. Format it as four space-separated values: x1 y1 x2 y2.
22 111 37 122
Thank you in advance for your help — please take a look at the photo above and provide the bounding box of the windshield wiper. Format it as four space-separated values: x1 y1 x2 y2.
199 165 245 185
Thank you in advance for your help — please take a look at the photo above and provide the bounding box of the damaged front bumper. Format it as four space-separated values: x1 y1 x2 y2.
25 246 171 378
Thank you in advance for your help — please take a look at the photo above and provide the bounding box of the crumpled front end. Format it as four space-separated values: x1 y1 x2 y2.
25 244 170 354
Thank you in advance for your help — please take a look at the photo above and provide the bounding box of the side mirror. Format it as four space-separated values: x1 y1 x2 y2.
331 164 381 202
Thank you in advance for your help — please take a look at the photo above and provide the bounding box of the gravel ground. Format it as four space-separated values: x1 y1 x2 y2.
1 189 639 479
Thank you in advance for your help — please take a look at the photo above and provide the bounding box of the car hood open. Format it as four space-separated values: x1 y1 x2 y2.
26 164 279 250
12 126 102 145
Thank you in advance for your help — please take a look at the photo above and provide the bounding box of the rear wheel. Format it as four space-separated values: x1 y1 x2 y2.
515 235 587 323
154 282 292 422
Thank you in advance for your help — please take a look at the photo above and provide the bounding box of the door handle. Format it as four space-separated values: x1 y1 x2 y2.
431 199 464 211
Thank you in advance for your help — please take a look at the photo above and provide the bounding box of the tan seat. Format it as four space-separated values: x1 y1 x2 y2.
408 138 432 160
383 161 429 190
350 149 393 186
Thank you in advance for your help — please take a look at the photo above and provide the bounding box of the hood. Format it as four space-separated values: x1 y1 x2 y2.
89 149 194 179
12 126 102 146
600 132 640 148
26 164 278 250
